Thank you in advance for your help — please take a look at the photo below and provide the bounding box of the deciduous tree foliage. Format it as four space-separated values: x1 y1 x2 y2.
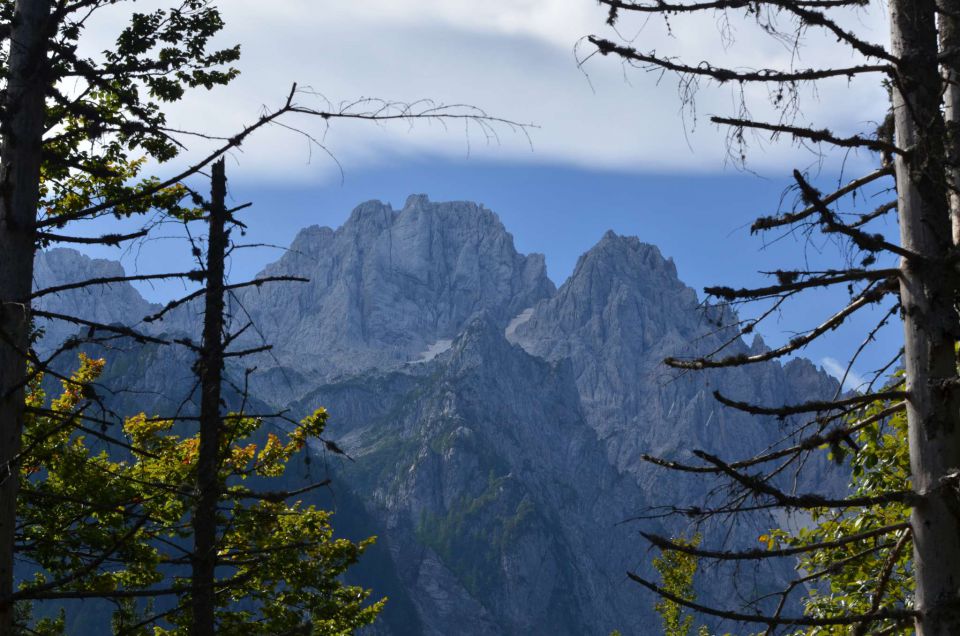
584 1 960 634
766 379 913 635
8 157 385 634
15 354 382 635
1 2 239 629
652 535 709 636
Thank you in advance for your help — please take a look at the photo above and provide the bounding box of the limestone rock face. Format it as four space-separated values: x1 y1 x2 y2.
296 315 641 635
32 248 158 351
34 198 845 635
233 195 555 383
510 231 839 478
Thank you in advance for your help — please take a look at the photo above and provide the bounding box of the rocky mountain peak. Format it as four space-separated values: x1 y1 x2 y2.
403 193 431 209
570 230 689 303
35 247 125 281
33 249 158 352
287 224 335 257
237 196 556 381
341 199 396 237
512 232 700 353
508 230 839 475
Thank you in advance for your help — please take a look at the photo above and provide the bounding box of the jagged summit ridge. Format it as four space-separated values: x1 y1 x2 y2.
529 229 698 339
33 249 159 351
237 195 556 381
511 229 838 472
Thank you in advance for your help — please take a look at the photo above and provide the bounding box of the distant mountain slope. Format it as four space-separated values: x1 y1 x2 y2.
293 315 644 634
32 196 845 635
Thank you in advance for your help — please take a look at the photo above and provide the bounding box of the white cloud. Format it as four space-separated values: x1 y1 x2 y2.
78 1 893 183
821 357 868 392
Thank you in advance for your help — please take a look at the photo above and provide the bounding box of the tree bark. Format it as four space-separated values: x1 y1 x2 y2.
0 0 50 632
890 1 960 633
191 159 228 636
939 0 960 243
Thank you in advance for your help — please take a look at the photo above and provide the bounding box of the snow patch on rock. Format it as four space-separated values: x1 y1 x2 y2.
413 339 453 363
504 307 534 343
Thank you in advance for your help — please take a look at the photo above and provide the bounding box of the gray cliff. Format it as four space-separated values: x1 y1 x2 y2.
228 195 555 385
33 248 159 351
509 231 840 480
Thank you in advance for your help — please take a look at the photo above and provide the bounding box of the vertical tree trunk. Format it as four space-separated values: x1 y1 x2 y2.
890 1 960 633
191 159 229 635
0 0 50 631
939 0 960 242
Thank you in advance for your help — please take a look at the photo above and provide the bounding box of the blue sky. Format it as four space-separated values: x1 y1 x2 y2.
71 1 899 389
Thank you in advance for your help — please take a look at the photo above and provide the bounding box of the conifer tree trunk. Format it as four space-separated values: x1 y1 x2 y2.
0 1 50 631
939 0 960 242
890 1 960 633
192 159 228 635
